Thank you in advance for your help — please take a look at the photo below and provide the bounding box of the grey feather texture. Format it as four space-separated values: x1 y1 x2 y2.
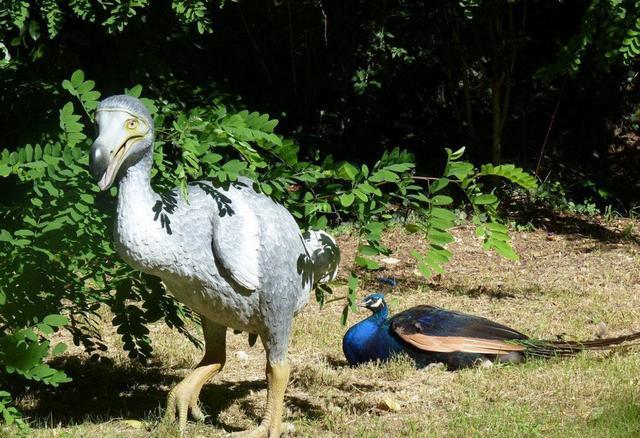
94 95 339 363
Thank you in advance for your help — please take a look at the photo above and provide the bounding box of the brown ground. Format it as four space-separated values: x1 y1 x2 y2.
6 215 640 437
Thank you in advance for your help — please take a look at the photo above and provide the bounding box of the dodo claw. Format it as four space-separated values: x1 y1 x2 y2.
164 382 206 432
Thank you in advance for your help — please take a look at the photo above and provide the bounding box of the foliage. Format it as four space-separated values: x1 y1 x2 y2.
0 69 537 425
0 0 217 43
0 0 638 429
530 180 604 217
539 0 640 79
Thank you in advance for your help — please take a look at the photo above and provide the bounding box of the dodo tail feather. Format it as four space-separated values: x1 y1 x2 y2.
302 230 340 285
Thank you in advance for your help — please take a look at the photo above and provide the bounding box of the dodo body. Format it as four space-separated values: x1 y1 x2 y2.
90 94 338 437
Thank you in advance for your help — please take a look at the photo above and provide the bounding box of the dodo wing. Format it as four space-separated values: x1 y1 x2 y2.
391 305 527 355
210 185 261 291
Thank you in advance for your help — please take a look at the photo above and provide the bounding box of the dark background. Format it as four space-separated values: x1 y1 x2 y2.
1 0 638 208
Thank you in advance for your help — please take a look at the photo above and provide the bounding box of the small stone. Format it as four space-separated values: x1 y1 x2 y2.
595 322 608 338
379 257 400 266
378 397 401 412
284 422 296 433
121 419 145 429
424 362 445 371
235 351 249 361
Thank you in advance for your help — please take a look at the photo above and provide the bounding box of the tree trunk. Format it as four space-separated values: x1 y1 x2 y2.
491 79 503 164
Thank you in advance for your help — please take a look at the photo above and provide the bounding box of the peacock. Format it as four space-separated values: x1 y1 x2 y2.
89 95 340 437
343 293 640 369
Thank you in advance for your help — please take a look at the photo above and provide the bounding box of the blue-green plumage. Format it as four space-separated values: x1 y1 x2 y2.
342 304 403 364
343 293 640 370
342 294 511 369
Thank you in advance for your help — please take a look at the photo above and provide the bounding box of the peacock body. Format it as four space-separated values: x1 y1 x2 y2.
344 293 640 370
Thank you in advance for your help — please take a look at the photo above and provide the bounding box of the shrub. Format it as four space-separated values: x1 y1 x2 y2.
0 70 536 426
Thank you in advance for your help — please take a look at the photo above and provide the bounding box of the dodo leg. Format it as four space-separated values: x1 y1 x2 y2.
232 327 291 438
231 359 290 438
264 360 290 437
165 317 226 431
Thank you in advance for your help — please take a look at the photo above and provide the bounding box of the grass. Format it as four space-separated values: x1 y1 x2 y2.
3 215 640 437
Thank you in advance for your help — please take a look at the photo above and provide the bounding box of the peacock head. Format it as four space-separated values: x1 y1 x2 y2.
358 293 387 313
90 95 154 191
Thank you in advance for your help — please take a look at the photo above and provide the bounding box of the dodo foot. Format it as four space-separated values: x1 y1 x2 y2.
229 423 281 438
164 380 207 431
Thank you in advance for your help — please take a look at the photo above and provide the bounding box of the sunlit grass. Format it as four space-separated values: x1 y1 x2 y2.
3 219 639 437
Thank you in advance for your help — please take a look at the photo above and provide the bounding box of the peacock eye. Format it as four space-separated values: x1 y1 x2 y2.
126 119 138 130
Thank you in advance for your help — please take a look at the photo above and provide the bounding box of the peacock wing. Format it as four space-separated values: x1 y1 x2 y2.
391 305 527 355
209 181 261 291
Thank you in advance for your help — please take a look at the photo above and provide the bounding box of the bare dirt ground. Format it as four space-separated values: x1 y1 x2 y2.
6 215 640 437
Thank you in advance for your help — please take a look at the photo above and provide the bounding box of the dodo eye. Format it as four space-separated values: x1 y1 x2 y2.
125 119 138 130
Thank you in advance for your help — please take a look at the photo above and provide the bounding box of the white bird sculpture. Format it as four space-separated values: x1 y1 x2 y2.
89 95 339 437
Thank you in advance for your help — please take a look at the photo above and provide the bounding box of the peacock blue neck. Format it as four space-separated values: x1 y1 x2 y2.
368 304 389 323
343 302 402 366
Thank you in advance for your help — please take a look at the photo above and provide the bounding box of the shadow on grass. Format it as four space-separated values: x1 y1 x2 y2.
429 282 550 300
14 355 324 429
13 356 173 426
515 208 639 246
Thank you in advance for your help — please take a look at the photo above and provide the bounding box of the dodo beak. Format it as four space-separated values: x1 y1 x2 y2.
90 110 148 191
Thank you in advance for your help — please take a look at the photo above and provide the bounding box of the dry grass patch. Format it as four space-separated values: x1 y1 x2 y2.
3 216 640 437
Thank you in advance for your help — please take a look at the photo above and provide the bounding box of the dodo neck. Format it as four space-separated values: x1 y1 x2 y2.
116 150 157 212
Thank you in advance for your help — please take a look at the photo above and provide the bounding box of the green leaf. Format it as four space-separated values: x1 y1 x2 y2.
202 153 222 164
405 224 421 233
417 262 432 278
341 305 349 326
348 274 359 294
445 161 474 180
430 207 456 222
485 222 508 233
356 256 380 269
52 342 67 356
0 229 13 242
36 323 54 335
79 194 94 204
431 195 453 205
480 164 538 190
489 239 519 261
383 163 414 173
260 183 273 195
352 188 368 202
473 194 498 205
0 164 11 177
369 169 399 183
339 193 355 207
427 229 454 245
70 69 85 87
338 162 359 181
42 314 69 327
125 84 143 98
448 146 466 161
430 178 449 193
358 245 379 256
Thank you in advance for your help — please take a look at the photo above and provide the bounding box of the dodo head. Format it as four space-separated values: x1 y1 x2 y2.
359 293 387 313
90 95 154 191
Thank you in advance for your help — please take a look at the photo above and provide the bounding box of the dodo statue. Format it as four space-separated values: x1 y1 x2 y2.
89 95 339 437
